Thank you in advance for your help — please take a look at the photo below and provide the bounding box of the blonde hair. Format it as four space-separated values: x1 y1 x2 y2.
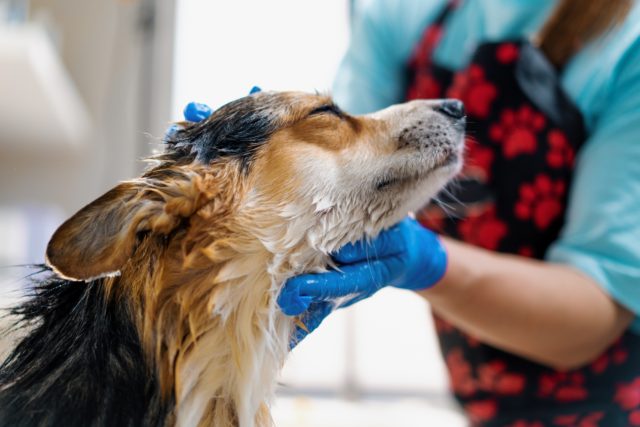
537 0 632 67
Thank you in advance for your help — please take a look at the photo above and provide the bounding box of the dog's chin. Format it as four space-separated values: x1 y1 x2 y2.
376 151 462 192
372 153 462 231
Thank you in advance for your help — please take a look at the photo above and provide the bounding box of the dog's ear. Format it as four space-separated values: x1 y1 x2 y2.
45 181 186 281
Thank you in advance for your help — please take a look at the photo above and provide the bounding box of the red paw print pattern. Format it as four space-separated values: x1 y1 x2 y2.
446 348 476 397
496 43 520 64
506 421 544 427
464 399 498 424
416 206 446 233
547 130 575 169
478 360 526 395
458 205 508 250
538 372 588 402
465 334 481 348
447 64 498 119
514 175 566 230
615 377 640 410
590 339 628 374
518 246 534 257
631 410 640 426
433 315 455 334
615 376 640 425
407 73 442 100
463 138 495 181
489 106 546 158
553 412 605 427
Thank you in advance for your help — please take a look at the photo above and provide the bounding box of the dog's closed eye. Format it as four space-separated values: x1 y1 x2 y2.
309 104 344 119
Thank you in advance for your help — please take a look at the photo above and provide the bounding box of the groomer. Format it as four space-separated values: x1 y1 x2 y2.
276 0 640 425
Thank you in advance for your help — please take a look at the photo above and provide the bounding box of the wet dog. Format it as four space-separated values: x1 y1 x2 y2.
0 92 465 427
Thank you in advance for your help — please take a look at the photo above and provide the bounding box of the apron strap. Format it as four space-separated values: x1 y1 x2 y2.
535 0 632 69
433 0 461 27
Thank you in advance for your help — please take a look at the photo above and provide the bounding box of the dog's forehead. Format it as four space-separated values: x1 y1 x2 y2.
213 91 328 123
167 91 329 169
229 91 329 118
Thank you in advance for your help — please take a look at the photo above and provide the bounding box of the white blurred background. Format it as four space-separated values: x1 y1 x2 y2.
0 0 464 425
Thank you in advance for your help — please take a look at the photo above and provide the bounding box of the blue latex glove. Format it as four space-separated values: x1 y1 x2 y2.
165 86 262 136
279 218 447 345
184 101 214 122
164 102 212 140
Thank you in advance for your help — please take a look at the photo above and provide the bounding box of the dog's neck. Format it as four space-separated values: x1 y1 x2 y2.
143 204 332 427
169 250 290 427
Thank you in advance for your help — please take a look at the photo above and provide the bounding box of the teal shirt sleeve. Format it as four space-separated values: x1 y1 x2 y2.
332 0 445 114
546 37 640 330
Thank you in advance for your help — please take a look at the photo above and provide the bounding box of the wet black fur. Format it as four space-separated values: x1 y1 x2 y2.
0 268 171 427
166 94 283 172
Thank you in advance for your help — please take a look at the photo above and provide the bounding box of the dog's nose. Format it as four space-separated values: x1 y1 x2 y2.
435 100 466 120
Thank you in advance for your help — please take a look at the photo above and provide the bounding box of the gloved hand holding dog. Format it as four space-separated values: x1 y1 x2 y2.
175 95 448 347
279 218 447 345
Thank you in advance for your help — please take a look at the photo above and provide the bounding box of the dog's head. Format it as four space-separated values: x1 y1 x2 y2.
45 91 464 281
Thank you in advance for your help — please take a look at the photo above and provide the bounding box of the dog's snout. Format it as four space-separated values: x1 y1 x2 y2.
435 100 466 120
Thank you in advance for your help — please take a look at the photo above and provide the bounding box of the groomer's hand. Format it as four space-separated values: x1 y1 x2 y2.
167 87 262 135
165 102 214 139
183 102 214 122
278 217 447 345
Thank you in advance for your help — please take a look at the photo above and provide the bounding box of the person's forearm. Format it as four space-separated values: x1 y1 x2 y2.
419 237 634 370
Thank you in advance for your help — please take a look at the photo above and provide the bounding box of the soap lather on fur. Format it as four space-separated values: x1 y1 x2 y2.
0 91 465 427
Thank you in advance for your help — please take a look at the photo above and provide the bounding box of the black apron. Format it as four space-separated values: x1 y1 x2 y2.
406 2 640 426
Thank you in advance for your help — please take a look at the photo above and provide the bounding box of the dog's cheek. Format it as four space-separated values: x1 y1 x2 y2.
252 141 336 208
